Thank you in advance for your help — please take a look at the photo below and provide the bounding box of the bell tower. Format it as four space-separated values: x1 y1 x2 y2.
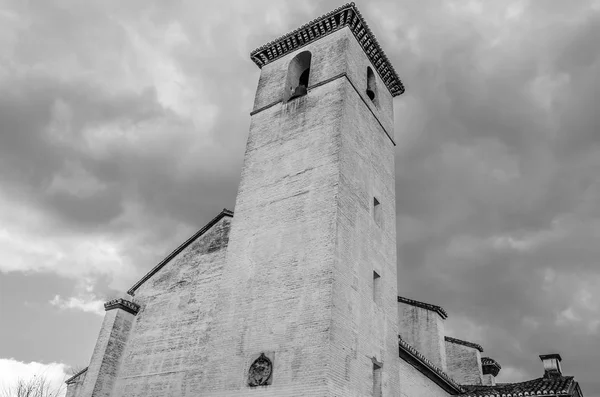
204 3 405 396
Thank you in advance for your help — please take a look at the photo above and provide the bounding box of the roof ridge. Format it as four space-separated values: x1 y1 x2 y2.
249 3 404 96
127 208 233 295
460 376 577 396
398 335 464 394
397 295 448 319
444 336 484 352
65 367 88 384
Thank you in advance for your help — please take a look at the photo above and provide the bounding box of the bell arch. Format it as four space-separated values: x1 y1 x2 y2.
284 51 312 102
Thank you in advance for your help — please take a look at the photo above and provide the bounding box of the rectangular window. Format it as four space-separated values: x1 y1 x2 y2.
373 197 382 227
373 362 382 397
373 271 381 303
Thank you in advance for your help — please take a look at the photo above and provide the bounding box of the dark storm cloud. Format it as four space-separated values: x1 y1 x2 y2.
386 1 600 393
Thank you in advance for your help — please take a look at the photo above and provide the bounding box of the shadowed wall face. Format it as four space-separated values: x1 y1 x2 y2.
398 302 448 371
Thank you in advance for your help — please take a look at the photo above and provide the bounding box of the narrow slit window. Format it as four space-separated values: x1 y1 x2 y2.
373 197 382 227
373 271 381 303
373 361 382 397
367 66 377 104
284 51 312 102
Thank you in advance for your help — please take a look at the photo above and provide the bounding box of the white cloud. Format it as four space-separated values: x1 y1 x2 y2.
0 190 138 290
0 358 68 397
49 294 105 316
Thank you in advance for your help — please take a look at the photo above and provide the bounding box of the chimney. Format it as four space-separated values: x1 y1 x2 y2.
481 357 501 386
540 353 562 378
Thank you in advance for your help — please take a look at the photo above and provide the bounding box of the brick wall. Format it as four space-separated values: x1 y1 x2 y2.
78 308 135 397
109 217 231 396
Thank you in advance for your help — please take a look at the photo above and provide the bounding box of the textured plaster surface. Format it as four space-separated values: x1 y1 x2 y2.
109 217 231 396
398 358 451 397
445 339 483 386
398 302 448 371
79 309 135 397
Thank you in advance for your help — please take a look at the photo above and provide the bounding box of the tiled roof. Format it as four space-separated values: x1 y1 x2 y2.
250 3 405 97
481 357 501 377
397 296 448 319
445 336 484 352
127 209 233 295
398 335 465 394
481 357 501 367
459 376 577 396
104 298 140 315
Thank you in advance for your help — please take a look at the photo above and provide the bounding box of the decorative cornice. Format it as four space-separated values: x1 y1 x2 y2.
127 208 234 295
445 336 484 353
482 357 502 377
250 3 405 97
398 335 464 394
65 367 88 385
104 298 140 315
397 296 448 319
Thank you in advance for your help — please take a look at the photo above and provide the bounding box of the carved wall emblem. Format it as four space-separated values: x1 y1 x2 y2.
247 353 272 387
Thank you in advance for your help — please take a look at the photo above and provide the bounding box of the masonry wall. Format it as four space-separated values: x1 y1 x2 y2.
398 359 451 397
445 340 483 385
184 30 349 397
109 217 231 396
327 29 401 395
78 308 135 397
398 303 447 371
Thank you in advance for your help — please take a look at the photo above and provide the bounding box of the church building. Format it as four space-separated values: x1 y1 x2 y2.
64 3 584 396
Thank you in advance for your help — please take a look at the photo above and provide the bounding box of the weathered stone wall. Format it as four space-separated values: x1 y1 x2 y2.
327 29 400 395
445 339 483 385
78 308 135 397
193 35 347 395
109 216 231 396
398 303 447 371
398 359 451 397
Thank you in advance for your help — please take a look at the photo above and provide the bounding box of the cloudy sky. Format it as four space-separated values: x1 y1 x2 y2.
0 0 598 395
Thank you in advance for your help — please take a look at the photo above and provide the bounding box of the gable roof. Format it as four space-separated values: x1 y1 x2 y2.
127 209 233 296
459 376 578 397
398 335 464 395
445 336 484 353
398 295 448 319
250 2 405 97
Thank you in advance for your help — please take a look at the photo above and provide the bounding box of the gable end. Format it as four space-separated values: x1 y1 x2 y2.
127 208 233 296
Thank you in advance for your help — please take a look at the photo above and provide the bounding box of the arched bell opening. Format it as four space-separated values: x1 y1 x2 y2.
284 51 312 102
366 66 377 104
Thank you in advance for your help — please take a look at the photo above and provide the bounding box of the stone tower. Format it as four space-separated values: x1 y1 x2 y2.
202 3 405 396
